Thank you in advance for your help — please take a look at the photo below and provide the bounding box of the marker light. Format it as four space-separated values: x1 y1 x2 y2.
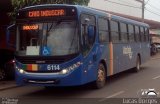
12 60 15 63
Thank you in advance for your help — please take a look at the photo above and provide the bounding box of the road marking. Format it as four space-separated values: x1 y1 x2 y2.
151 57 160 60
99 91 125 102
152 75 160 80
106 91 125 98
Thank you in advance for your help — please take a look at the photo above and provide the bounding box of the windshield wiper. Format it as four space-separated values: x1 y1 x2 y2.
47 20 62 33
43 20 62 46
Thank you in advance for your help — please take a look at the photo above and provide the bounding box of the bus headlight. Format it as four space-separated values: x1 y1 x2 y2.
19 69 25 74
17 68 25 74
16 66 25 74
61 69 69 74
60 62 82 74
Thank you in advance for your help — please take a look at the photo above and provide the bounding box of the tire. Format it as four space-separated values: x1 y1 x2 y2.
93 63 106 89
134 56 141 72
0 68 5 80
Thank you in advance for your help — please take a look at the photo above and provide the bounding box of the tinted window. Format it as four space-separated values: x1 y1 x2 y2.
140 27 145 42
98 18 109 43
128 24 135 42
120 22 128 42
144 27 149 42
135 26 140 42
110 21 119 42
81 14 96 56
81 14 96 25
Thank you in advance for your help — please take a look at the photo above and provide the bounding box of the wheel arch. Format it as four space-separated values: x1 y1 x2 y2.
137 53 141 65
99 59 107 76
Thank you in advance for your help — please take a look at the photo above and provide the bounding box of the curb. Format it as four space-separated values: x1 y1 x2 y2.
0 81 19 91
0 85 18 91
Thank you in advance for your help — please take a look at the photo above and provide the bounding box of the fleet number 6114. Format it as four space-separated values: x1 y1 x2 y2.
47 65 60 71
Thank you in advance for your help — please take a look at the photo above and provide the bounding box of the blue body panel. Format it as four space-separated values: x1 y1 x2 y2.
111 43 150 74
16 55 87 86
15 4 150 86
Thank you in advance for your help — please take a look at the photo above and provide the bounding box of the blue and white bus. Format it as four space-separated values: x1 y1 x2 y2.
15 4 150 88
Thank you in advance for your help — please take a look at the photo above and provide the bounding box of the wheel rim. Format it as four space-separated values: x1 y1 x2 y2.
97 65 105 83
137 58 140 70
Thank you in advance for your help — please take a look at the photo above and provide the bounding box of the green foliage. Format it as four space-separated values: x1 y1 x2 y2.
9 0 41 22
71 0 90 5
11 0 90 10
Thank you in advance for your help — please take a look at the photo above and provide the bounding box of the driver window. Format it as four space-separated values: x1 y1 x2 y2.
80 14 96 56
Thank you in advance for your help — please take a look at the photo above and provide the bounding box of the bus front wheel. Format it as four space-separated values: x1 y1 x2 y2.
93 63 106 89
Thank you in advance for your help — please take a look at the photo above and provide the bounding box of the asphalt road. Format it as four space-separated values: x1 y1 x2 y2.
0 54 160 104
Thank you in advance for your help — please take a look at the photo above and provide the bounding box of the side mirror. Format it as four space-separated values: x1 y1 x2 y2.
88 25 94 38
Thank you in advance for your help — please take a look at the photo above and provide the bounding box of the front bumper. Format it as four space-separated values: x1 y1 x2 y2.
15 66 85 86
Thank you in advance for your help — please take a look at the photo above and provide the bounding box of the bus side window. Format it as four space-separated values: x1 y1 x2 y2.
128 24 135 42
140 27 145 42
80 14 96 55
110 20 120 42
135 26 140 42
81 24 88 49
120 22 128 42
144 27 149 42
98 17 109 43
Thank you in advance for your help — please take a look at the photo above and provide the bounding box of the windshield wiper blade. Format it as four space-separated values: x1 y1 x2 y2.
47 20 62 33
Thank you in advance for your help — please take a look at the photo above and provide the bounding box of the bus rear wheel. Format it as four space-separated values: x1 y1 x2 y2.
93 63 106 89
134 56 141 72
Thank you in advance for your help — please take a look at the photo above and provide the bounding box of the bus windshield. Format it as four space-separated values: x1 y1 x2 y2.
17 21 79 56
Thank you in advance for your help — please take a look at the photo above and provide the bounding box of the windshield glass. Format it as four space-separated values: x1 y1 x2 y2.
17 21 79 56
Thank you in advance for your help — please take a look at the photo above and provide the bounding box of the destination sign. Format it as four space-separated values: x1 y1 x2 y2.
17 7 77 20
23 25 39 30
28 9 65 18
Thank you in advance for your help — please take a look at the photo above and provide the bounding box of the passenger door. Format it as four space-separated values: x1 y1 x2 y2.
80 13 97 82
